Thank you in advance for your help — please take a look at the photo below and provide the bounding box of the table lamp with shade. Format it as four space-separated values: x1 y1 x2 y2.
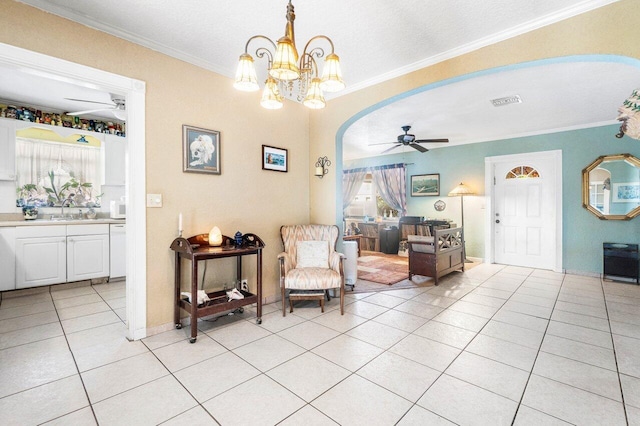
448 182 475 263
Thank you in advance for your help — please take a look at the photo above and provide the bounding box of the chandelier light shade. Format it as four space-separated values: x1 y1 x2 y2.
234 0 345 109
303 78 326 109
261 77 284 109
233 53 259 92
320 53 345 92
271 37 300 81
616 88 640 140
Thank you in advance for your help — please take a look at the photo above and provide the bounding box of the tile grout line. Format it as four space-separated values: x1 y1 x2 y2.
602 280 630 426
508 270 564 425
50 288 101 425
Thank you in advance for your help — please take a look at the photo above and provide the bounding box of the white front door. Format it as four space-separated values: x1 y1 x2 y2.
486 150 562 270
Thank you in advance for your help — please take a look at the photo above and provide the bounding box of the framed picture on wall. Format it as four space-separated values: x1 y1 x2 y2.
183 125 221 174
612 182 640 202
411 173 440 196
262 145 288 172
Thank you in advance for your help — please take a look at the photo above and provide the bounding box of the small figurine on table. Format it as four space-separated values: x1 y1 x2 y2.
350 223 361 235
234 231 243 246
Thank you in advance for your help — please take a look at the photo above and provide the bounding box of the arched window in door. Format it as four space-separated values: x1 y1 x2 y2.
505 165 540 179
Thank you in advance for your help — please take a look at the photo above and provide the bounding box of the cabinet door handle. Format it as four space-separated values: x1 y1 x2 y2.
67 238 73 243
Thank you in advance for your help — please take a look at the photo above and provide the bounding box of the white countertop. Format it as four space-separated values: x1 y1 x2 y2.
0 218 125 227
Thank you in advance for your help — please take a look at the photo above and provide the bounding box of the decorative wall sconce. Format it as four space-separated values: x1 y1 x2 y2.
315 156 331 178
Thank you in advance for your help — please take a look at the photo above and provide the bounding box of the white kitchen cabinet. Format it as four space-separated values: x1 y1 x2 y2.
67 224 110 282
0 227 16 291
0 118 16 180
104 134 126 186
15 225 67 289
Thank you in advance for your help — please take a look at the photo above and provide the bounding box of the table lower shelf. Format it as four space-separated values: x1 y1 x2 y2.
177 288 260 322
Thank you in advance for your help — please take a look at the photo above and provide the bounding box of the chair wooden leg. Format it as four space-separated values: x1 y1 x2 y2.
281 286 286 316
290 299 294 313
319 297 324 313
340 284 344 315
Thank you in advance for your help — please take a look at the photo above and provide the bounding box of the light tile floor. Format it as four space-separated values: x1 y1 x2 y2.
2 265 640 425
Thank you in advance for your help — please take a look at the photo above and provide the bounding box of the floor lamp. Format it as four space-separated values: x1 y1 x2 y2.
448 182 475 263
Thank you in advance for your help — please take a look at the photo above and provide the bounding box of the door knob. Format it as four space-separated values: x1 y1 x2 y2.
495 220 500 223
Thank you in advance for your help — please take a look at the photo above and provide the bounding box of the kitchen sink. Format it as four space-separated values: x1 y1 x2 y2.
49 214 81 221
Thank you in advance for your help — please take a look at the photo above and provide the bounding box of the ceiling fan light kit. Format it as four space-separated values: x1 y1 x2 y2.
370 125 449 154
233 0 345 110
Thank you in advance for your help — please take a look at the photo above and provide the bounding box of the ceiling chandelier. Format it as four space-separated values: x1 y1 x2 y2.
233 0 345 110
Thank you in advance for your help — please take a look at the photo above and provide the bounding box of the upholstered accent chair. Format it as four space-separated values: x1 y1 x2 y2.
278 224 345 316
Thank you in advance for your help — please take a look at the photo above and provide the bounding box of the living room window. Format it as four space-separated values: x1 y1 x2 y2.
344 175 398 218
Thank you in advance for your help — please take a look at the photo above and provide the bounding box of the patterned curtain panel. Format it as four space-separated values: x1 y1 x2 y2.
371 164 407 216
342 168 368 210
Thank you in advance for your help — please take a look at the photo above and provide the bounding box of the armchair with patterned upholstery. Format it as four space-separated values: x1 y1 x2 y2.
278 224 345 316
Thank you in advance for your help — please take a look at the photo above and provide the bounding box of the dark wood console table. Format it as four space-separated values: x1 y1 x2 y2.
170 233 264 343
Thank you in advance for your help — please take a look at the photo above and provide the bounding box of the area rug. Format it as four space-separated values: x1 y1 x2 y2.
357 251 409 285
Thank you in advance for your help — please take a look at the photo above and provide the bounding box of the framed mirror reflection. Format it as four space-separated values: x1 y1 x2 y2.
582 153 640 220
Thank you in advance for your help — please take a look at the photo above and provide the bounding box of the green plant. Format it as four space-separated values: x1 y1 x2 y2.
16 183 38 203
43 170 64 205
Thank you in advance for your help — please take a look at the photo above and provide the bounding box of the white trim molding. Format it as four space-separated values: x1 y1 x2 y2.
0 42 148 340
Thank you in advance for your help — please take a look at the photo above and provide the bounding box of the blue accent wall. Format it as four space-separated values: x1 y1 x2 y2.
345 124 640 275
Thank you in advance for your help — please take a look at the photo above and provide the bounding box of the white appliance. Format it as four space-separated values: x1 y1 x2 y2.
343 241 357 290
110 200 126 219
109 223 126 279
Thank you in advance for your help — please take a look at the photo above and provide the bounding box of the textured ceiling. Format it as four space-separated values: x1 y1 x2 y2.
4 0 632 158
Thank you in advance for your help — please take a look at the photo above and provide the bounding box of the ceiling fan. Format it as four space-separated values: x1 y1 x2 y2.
370 125 448 154
64 94 126 120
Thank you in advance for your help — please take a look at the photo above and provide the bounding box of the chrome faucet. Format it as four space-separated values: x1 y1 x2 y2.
60 194 75 217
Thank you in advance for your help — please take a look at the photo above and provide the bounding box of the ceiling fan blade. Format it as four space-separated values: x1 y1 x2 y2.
380 144 401 154
414 138 449 143
409 143 429 153
65 107 114 115
368 141 397 146
64 97 115 106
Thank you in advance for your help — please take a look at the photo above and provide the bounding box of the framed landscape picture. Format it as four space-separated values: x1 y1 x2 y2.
183 125 220 174
411 173 440 196
262 145 288 172
612 182 640 203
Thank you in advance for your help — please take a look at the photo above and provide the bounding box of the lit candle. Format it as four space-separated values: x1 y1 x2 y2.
315 166 324 176
178 213 183 234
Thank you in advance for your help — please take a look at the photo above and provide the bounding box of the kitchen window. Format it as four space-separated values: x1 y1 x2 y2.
15 137 102 206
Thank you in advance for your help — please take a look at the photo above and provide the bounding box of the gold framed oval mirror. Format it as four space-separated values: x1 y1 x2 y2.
582 153 640 220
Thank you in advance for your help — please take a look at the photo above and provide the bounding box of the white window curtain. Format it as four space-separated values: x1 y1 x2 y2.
342 167 368 210
371 163 407 216
15 137 102 202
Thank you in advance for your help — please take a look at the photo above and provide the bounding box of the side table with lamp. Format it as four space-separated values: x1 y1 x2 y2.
170 231 264 343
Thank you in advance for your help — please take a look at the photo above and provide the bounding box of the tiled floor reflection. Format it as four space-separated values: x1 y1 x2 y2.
1 266 639 425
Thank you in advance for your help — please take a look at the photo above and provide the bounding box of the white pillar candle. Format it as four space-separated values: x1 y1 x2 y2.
178 213 183 233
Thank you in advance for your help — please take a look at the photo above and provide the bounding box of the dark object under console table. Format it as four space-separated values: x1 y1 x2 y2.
603 242 639 284
170 233 264 343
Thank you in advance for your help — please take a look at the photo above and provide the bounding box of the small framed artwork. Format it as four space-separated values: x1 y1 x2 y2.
411 173 440 196
612 182 640 203
183 125 220 174
262 145 288 172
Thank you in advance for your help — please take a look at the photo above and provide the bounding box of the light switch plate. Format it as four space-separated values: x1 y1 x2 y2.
146 193 162 207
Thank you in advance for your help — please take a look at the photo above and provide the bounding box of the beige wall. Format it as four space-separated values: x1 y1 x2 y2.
309 0 640 226
0 0 310 328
